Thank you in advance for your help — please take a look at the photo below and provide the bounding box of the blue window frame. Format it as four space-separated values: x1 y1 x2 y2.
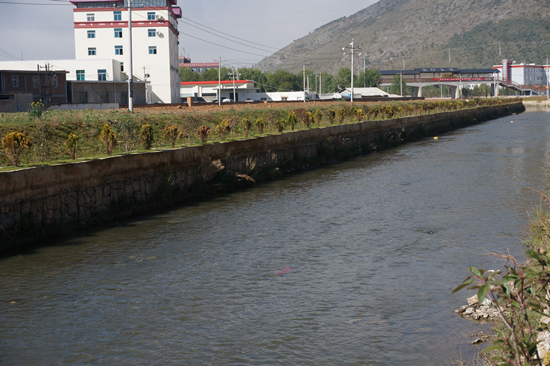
148 46 157 55
114 28 122 38
148 29 156 37
114 11 121 21
87 30 95 39
147 12 155 20
88 48 96 56
115 45 123 55
120 62 124 72
98 69 106 81
76 70 85 81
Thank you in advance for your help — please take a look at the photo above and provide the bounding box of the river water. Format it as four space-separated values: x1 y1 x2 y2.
1 109 550 365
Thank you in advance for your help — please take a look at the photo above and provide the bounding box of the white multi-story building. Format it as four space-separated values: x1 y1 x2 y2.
493 59 549 87
71 0 182 103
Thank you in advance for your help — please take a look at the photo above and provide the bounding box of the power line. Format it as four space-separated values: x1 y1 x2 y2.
182 17 280 51
179 31 270 58
0 0 70 5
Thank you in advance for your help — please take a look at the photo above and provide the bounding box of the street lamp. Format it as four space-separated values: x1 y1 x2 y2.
343 39 361 103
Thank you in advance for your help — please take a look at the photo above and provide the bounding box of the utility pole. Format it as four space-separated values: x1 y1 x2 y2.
499 42 501 57
228 67 236 102
217 56 221 105
320 72 322 95
363 56 366 87
547 57 549 100
449 48 451 63
128 0 134 112
303 65 306 102
343 38 361 102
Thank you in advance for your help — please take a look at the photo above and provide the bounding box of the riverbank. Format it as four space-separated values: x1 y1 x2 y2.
0 102 524 251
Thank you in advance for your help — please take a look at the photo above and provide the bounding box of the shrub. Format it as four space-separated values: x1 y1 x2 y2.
2 132 31 167
163 125 179 148
66 133 79 160
287 111 298 131
214 119 230 140
355 109 365 121
34 118 54 162
98 124 117 154
292 108 309 128
324 108 336 124
139 124 154 150
116 119 140 152
314 109 323 126
180 114 202 145
265 110 280 133
305 111 314 128
336 108 346 124
255 118 266 134
240 117 252 137
28 100 44 119
197 125 211 144
274 118 286 133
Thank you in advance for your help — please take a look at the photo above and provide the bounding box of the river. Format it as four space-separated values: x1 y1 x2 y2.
1 109 549 365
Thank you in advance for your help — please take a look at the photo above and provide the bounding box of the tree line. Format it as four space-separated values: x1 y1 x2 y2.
179 66 381 94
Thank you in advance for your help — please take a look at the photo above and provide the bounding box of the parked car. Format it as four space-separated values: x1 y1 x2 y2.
222 99 234 103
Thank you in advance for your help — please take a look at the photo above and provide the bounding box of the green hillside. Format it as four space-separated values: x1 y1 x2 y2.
257 0 550 73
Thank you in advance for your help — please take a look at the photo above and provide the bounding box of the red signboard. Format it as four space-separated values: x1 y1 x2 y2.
433 78 489 81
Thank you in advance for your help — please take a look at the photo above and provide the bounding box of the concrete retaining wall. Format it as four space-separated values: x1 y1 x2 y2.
0 102 523 249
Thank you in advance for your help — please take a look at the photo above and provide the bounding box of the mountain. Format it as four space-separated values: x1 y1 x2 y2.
257 0 550 74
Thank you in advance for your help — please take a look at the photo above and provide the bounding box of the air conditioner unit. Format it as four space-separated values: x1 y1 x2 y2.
157 31 163 36
156 15 164 20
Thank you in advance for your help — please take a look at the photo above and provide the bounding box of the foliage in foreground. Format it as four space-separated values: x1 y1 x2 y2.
454 181 550 365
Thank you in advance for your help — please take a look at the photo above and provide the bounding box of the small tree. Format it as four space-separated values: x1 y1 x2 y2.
355 109 365 121
214 119 230 140
163 125 179 148
324 108 336 124
314 109 323 126
180 114 202 145
305 111 314 128
98 124 117 154
255 118 266 134
2 132 31 167
287 111 298 131
292 108 309 129
66 133 79 160
116 119 140 152
274 118 286 133
336 108 346 124
240 117 252 138
225 115 238 138
139 124 154 150
197 125 211 144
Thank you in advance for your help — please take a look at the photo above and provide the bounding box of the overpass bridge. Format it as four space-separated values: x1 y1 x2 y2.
379 68 540 98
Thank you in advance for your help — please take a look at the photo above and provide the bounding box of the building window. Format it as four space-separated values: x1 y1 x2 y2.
149 46 157 55
87 30 95 39
114 11 121 21
115 45 123 55
114 28 122 38
33 75 40 88
148 29 156 37
11 75 18 88
98 69 107 81
76 70 85 81
51 76 58 88
87 13 95 21
147 12 155 20
88 47 96 56
120 62 124 72
100 92 109 103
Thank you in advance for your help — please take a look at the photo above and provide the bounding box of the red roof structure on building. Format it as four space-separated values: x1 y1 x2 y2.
180 80 254 85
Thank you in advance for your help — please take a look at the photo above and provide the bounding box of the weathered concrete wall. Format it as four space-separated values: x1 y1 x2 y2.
0 102 523 248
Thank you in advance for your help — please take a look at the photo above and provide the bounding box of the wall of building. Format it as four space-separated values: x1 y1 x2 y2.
0 70 67 104
0 92 34 113
68 81 146 104
73 5 180 103
0 102 523 250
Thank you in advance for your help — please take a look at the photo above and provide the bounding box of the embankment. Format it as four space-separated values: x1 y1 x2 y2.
0 102 524 250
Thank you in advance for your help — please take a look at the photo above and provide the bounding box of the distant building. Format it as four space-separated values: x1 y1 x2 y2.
179 62 220 74
0 69 68 112
180 80 309 102
492 59 549 87
70 0 182 103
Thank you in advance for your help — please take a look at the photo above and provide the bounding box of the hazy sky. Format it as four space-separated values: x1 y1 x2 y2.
0 0 378 69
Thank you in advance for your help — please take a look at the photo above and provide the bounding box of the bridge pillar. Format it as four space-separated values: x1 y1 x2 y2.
491 84 499 97
412 86 423 97
455 85 462 99
449 86 457 99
